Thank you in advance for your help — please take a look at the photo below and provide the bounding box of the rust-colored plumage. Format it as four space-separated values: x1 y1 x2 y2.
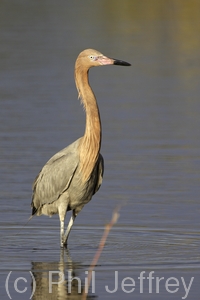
75 50 102 182
31 49 130 247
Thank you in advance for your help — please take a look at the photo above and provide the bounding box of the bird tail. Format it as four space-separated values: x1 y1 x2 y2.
25 206 38 224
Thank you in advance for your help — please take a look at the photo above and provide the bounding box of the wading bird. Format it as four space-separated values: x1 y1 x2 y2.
31 49 131 247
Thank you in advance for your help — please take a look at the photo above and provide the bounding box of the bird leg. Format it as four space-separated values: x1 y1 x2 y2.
60 220 65 247
63 210 76 246
59 200 69 248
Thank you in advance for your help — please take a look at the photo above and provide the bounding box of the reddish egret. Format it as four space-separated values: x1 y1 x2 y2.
31 49 131 247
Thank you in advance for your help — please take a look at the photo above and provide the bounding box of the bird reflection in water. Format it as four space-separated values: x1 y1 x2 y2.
31 248 97 299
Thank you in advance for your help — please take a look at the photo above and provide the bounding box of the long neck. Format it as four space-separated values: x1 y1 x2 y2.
75 63 102 181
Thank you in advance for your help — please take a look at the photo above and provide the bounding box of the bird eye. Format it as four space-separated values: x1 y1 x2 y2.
89 55 95 60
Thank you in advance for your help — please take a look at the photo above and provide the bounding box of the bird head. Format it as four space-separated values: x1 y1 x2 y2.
76 49 131 70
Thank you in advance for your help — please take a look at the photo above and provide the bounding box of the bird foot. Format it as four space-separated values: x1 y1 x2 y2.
60 243 68 249
60 237 68 248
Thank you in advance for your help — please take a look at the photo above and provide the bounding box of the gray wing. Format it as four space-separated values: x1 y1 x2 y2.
93 153 104 195
31 139 81 212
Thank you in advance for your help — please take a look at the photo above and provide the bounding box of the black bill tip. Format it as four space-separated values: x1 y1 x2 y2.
113 59 131 66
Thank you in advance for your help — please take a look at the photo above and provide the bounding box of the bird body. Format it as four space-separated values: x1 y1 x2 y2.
31 49 130 247
32 138 103 216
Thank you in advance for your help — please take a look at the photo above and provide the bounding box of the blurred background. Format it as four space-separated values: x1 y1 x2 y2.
0 0 200 299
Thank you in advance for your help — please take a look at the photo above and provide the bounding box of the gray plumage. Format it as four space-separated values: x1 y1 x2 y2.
32 139 103 216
